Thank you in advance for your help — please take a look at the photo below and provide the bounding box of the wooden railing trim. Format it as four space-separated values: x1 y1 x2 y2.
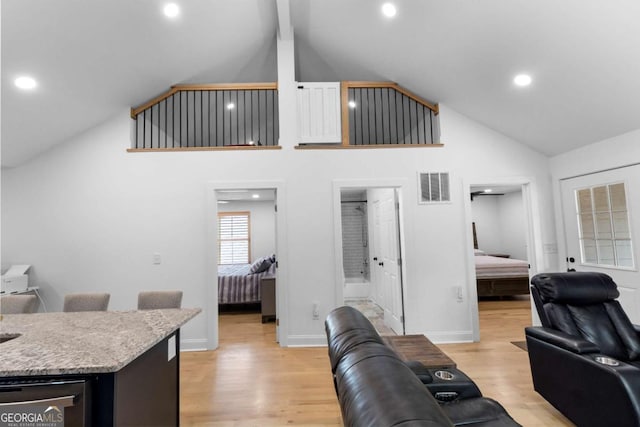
127 145 282 153
341 81 439 147
294 144 444 150
172 82 278 91
131 82 278 119
131 87 179 119
342 81 439 114
341 83 350 147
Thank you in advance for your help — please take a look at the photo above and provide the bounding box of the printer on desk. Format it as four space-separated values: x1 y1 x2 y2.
1 265 31 293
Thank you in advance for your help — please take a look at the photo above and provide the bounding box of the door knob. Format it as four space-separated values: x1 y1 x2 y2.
569 257 575 263
373 257 378 261
378 262 384 266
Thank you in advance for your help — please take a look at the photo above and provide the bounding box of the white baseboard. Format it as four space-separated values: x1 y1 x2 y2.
424 330 474 344
285 334 327 347
180 338 208 352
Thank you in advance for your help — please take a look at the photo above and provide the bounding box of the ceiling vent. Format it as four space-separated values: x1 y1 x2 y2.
419 172 450 203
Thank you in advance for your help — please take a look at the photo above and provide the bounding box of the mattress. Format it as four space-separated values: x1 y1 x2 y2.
474 255 529 279
218 263 276 304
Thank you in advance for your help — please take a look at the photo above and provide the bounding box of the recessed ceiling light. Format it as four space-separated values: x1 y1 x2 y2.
348 100 357 108
513 74 532 87
15 76 37 90
252 194 260 199
163 3 180 18
484 189 493 193
227 103 235 110
382 3 397 17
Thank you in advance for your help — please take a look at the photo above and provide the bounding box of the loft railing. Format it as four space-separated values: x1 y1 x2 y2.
341 81 440 147
129 83 279 151
129 81 439 151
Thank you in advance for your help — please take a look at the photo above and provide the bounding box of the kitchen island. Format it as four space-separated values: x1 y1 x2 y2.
0 308 200 426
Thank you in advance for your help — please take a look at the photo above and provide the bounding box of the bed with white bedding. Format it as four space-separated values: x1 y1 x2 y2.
218 257 276 305
474 251 530 297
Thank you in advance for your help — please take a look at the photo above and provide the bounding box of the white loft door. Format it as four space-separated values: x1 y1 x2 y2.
296 82 341 144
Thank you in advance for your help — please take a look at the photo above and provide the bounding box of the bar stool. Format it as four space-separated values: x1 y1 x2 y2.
138 290 183 310
1 295 38 314
63 292 110 312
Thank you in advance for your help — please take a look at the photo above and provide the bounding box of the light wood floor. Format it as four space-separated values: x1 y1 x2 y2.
180 299 573 426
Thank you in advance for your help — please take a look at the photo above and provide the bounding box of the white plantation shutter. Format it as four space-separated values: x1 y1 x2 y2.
218 212 250 264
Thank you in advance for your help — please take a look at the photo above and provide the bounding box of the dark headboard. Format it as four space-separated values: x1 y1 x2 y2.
472 222 478 249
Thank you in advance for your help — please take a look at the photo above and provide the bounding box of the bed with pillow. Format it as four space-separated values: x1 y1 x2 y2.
474 249 530 297
218 255 276 305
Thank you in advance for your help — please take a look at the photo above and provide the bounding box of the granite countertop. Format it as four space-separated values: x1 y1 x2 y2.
0 308 200 377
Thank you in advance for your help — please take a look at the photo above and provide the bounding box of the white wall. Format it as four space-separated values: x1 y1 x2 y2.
471 197 502 253
218 200 276 263
1 102 557 347
471 192 527 261
499 192 527 261
550 128 640 270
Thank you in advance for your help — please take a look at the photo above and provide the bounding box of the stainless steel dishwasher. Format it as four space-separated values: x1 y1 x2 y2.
0 378 90 426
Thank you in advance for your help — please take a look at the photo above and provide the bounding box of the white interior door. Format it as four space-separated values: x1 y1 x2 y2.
371 200 383 305
560 165 640 322
379 189 404 334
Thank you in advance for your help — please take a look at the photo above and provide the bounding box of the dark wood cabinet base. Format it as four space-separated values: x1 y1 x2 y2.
94 331 179 426
477 278 530 297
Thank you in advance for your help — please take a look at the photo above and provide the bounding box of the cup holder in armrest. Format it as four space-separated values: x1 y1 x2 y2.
434 370 455 380
595 356 620 366
426 368 483 401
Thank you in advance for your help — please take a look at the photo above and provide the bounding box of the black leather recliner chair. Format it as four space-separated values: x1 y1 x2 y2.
526 272 640 427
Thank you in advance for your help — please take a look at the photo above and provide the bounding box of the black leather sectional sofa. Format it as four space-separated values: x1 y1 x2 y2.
325 306 520 427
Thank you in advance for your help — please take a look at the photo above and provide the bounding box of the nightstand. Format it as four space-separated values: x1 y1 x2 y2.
261 277 276 323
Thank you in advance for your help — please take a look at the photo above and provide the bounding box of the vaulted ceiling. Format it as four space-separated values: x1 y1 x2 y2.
3 0 640 167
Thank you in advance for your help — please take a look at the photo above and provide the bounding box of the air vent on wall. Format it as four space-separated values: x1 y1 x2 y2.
418 172 450 203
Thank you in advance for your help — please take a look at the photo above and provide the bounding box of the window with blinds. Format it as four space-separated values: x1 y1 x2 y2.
218 212 251 265
576 182 634 268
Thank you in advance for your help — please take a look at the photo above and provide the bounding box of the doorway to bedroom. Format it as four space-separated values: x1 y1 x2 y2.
214 187 278 345
467 181 538 340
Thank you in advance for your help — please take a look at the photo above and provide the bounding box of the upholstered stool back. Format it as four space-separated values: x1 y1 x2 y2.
137 290 183 310
63 292 110 312
1 294 38 314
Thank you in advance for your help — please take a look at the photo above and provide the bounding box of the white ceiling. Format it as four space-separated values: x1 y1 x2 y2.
3 0 640 168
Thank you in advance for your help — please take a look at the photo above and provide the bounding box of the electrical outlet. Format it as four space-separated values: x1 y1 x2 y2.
312 301 320 319
455 286 464 302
